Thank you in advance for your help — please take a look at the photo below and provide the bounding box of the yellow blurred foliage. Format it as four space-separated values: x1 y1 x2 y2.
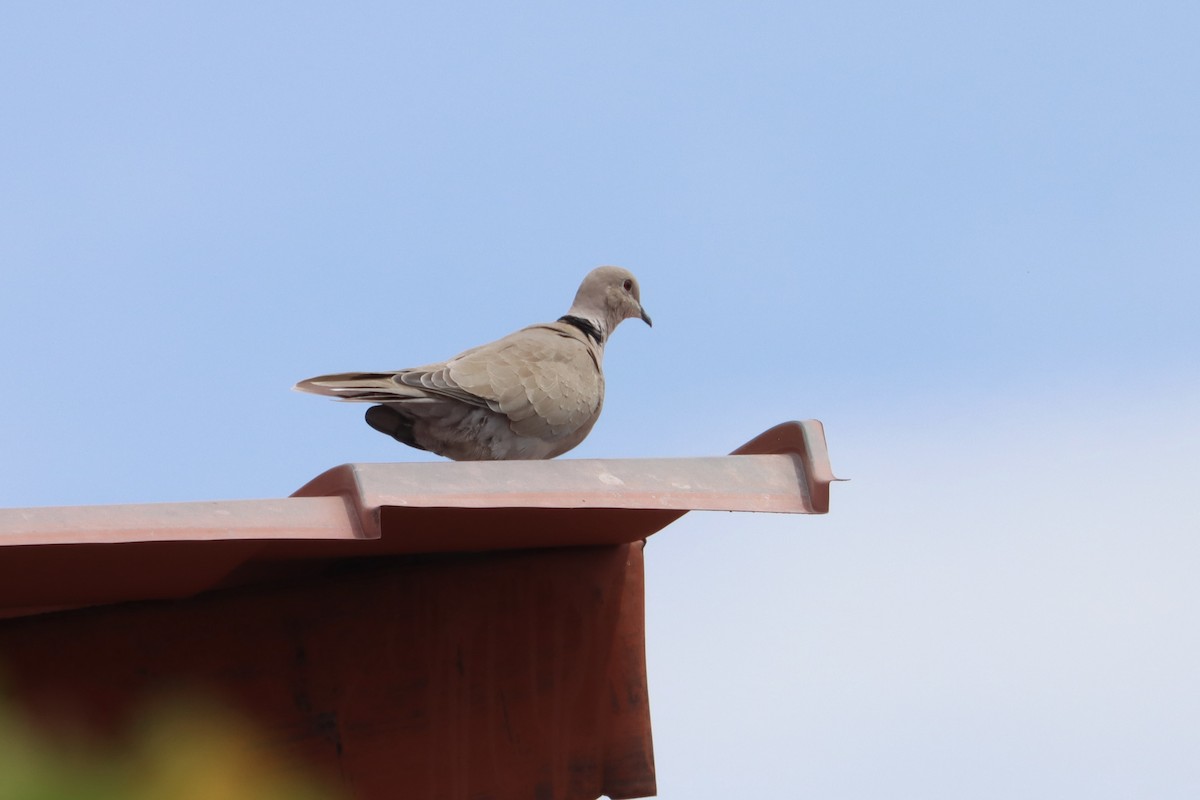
0 693 342 800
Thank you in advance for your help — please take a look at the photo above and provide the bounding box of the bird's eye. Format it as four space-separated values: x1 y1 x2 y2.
622 279 633 291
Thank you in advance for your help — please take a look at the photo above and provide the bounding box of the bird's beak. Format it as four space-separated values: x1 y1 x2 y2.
640 306 653 327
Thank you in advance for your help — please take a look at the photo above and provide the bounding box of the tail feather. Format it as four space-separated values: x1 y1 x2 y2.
293 372 428 403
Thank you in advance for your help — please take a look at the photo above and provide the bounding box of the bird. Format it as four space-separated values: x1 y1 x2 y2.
294 266 651 461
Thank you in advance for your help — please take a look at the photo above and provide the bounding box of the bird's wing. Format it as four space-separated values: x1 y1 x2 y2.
432 323 603 438
294 323 603 438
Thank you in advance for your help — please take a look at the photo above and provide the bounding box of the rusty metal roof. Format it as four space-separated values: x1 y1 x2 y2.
0 420 839 800
0 420 837 617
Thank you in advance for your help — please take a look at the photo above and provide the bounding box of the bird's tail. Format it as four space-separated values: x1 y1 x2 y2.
293 372 423 403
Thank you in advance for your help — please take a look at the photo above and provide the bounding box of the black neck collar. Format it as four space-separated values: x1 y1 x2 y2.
558 315 604 345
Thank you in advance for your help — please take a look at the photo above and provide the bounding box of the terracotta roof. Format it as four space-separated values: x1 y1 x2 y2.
0 420 838 617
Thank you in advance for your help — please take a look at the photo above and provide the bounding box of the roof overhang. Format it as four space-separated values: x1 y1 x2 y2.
0 420 839 616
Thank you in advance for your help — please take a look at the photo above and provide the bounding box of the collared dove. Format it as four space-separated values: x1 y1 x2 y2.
294 266 651 460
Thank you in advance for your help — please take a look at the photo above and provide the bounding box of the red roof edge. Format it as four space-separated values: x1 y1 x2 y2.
0 420 839 616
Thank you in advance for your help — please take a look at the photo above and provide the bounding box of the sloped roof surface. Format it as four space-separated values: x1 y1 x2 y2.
0 421 837 616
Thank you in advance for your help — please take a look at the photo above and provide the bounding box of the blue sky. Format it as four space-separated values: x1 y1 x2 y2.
2 3 1198 797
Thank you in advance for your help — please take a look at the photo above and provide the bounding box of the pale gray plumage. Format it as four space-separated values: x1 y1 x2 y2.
294 266 651 460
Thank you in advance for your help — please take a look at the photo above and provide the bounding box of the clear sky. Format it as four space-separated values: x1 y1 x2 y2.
2 2 1198 797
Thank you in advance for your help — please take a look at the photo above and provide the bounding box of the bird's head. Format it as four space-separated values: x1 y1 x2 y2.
570 265 652 334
